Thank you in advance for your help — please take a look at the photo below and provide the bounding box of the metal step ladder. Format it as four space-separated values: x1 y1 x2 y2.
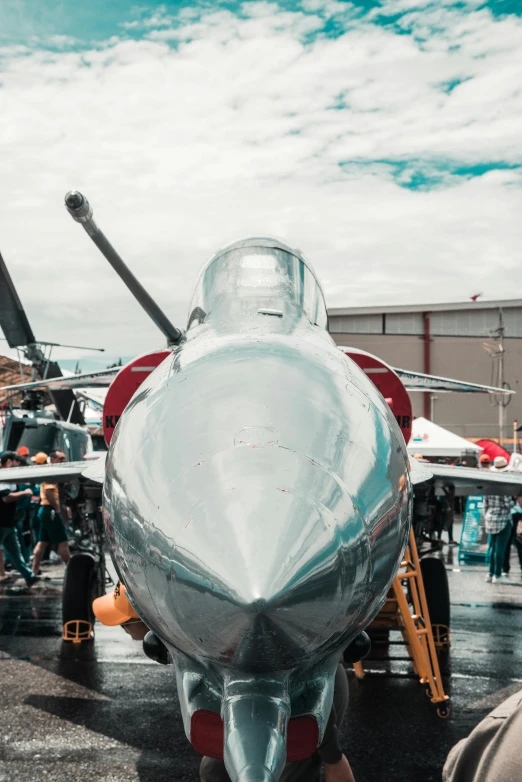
353 528 450 718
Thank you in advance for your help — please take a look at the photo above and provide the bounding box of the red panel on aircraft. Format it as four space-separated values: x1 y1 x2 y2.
190 710 319 761
190 710 224 760
102 350 171 445
343 348 412 443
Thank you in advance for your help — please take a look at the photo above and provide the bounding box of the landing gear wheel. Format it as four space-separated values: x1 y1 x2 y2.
420 557 450 644
62 553 96 641
366 628 390 647
436 704 451 719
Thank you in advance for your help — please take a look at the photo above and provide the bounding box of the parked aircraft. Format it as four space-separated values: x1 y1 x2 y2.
0 251 103 459
2 191 521 782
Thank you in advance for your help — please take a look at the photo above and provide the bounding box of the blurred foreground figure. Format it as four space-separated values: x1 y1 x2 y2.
443 690 522 782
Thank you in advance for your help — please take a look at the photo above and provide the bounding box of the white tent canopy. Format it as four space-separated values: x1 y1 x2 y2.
407 417 483 457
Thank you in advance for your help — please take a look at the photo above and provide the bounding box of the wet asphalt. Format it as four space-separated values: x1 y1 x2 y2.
1 540 522 782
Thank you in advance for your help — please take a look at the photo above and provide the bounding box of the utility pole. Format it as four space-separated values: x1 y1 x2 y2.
498 309 505 444
484 309 511 445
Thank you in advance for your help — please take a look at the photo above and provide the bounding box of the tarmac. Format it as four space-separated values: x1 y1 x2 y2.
1 540 522 782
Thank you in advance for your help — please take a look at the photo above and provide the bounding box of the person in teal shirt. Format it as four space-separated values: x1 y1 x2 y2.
12 454 39 564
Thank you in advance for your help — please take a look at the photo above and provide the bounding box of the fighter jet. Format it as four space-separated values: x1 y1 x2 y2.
7 193 412 781
2 192 519 781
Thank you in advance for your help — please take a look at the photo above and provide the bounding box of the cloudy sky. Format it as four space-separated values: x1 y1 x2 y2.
0 0 521 362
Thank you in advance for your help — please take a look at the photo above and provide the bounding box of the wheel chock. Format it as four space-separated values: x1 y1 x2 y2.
62 619 94 643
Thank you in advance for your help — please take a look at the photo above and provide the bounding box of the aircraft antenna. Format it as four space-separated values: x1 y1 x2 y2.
65 191 183 346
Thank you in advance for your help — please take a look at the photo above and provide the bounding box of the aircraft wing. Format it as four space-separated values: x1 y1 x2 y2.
394 368 514 395
409 458 433 485
413 463 522 497
0 367 119 393
0 455 105 485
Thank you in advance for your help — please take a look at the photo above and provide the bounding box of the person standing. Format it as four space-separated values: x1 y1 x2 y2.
502 499 521 577
0 547 9 583
484 457 514 583
438 485 457 546
12 453 35 564
0 451 40 587
31 451 71 575
505 497 522 578
479 454 491 470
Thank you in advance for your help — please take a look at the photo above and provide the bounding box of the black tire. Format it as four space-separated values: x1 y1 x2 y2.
366 627 390 647
420 557 450 629
62 553 96 626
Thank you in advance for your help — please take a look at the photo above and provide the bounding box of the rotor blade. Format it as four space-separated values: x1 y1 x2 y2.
394 368 515 395
0 253 86 424
0 367 119 393
0 250 36 348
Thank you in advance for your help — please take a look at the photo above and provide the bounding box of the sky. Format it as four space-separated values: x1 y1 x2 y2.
0 0 521 362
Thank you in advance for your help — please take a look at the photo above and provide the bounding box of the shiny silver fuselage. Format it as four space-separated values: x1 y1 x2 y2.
103 239 411 773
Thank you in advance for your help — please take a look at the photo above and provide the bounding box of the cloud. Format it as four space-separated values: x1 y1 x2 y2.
0 1 521 357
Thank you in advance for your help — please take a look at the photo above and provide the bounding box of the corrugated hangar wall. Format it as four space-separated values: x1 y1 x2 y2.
329 304 522 441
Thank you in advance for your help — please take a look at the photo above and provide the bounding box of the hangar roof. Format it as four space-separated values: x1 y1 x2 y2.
328 299 522 317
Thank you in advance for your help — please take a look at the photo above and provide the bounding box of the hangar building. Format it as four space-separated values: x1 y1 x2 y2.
328 299 522 443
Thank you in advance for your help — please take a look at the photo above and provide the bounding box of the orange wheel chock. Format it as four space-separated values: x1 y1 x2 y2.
62 620 94 643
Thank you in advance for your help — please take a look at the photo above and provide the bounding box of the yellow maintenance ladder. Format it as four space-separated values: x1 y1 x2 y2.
354 528 450 718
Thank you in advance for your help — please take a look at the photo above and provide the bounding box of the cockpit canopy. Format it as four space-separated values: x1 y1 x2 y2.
188 238 328 329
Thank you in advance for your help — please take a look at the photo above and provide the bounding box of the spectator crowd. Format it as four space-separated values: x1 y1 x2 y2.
0 447 71 588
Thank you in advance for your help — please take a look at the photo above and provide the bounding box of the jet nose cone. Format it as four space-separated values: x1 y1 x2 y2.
126 445 370 669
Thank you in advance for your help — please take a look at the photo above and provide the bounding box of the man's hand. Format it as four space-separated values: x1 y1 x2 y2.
324 754 355 782
23 488 33 496
122 619 149 641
